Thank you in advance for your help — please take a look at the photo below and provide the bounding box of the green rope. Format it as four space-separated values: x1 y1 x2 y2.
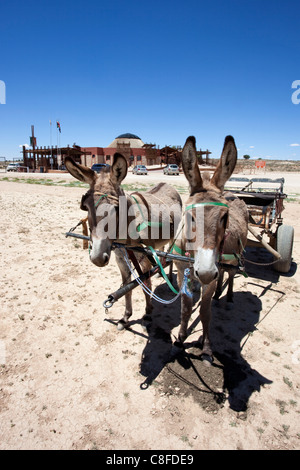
170 243 187 256
185 201 229 212
148 246 179 294
94 194 107 208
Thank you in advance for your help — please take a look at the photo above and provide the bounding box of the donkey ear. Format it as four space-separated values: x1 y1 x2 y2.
211 135 237 192
181 136 203 194
65 157 95 185
110 153 128 185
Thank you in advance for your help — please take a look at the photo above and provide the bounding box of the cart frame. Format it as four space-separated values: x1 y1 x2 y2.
225 176 294 273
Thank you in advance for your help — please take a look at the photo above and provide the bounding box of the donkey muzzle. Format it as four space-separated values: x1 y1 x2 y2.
89 238 111 267
193 247 219 285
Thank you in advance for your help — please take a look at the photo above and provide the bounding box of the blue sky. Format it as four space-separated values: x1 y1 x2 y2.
0 0 299 160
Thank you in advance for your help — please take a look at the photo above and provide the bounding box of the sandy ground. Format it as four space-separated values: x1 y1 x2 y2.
0 170 299 450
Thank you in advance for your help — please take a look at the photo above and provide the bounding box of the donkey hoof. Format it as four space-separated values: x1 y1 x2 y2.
117 320 128 331
201 354 213 367
141 315 152 331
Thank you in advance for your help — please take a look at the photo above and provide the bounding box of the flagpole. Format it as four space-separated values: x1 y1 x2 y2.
57 120 59 169
56 119 62 169
50 120 53 170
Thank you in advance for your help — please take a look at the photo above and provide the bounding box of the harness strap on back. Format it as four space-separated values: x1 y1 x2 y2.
130 194 163 232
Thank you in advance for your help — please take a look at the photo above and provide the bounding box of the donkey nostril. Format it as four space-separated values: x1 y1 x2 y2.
103 253 109 263
214 271 218 280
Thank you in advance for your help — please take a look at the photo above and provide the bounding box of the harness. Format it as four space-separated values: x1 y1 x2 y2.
94 192 119 207
129 193 163 233
128 192 182 295
170 201 228 256
84 195 247 305
93 192 164 234
90 191 182 295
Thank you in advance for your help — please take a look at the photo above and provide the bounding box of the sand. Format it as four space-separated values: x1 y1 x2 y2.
0 170 299 450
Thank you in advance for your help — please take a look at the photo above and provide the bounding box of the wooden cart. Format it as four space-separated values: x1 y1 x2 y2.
225 177 294 273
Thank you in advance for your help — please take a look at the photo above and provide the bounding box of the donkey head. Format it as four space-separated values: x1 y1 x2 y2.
65 153 127 267
182 135 237 284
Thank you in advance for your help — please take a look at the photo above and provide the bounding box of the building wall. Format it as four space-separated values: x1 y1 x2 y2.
81 147 104 167
81 146 161 167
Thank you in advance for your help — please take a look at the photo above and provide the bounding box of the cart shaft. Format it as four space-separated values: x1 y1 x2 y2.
248 224 281 259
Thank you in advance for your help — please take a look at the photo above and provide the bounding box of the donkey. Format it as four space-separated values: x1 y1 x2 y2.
65 153 182 330
174 135 248 364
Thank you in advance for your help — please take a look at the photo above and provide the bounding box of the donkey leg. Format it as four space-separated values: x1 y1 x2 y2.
117 282 133 331
176 293 193 347
115 252 133 330
213 268 224 300
139 256 153 325
226 271 234 303
174 267 193 346
199 281 217 364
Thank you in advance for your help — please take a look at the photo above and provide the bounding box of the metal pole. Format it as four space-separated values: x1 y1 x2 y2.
50 120 53 170
31 125 36 171
65 233 194 264
103 262 171 309
112 242 194 263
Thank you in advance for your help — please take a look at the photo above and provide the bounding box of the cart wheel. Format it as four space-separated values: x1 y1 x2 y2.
273 224 294 273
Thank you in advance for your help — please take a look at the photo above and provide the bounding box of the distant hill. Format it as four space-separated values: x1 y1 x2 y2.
210 158 300 173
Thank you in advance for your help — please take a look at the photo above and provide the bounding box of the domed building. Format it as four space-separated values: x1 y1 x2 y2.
81 132 160 167
107 133 145 149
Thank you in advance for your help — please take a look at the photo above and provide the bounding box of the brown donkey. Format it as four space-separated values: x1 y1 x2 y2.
65 153 182 330
174 136 248 364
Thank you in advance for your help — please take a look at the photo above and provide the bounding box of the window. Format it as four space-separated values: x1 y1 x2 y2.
137 155 141 161
106 155 111 162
